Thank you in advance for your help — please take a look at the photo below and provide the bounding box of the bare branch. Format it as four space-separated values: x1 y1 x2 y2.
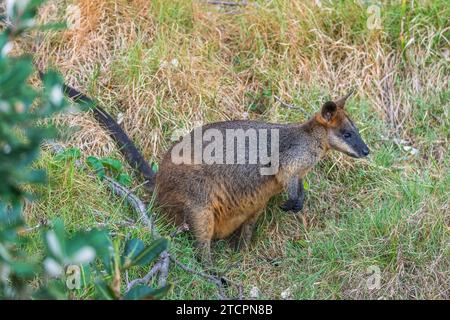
203 1 248 7
274 95 309 116
169 255 243 300
158 252 170 287
18 223 42 235
170 222 190 238
126 260 163 291
102 176 160 239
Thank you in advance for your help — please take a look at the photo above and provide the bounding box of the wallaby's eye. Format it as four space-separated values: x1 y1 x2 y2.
343 132 352 139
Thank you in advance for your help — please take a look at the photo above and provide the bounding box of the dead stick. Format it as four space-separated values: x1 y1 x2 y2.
102 176 160 239
158 252 170 287
274 95 309 116
169 255 242 300
203 1 248 7
126 260 163 291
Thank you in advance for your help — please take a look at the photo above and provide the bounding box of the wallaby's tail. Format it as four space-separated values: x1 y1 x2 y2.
59 79 156 190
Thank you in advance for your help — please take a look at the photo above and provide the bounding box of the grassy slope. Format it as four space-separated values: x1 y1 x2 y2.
22 0 449 299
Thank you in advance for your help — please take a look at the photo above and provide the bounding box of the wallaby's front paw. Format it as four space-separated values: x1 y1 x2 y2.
280 199 303 213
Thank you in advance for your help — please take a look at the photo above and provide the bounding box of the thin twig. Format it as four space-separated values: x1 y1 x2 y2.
274 95 309 116
102 175 159 239
170 256 219 284
158 252 170 287
169 255 243 300
126 260 163 291
43 143 150 228
203 0 248 7
18 223 42 235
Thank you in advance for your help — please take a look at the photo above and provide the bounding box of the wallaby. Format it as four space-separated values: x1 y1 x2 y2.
61 83 369 266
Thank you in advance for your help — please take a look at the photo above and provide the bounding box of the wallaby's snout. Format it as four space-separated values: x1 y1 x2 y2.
359 142 370 158
348 135 369 158
362 147 370 157
342 126 370 158
315 90 370 159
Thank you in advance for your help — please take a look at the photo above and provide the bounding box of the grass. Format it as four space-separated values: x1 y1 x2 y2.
17 0 450 299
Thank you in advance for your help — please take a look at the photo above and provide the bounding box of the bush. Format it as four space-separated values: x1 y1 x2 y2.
0 0 169 300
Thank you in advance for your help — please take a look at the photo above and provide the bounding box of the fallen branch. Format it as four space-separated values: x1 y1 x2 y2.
158 252 170 287
170 222 190 238
203 0 248 6
274 95 309 116
45 140 159 238
170 256 243 300
18 223 42 235
102 175 160 239
125 259 163 291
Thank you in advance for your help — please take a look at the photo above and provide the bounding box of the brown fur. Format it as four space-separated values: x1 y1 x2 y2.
61 79 366 266
153 93 368 265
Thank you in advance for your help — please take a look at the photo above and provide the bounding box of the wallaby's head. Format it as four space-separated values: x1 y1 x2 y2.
315 91 369 158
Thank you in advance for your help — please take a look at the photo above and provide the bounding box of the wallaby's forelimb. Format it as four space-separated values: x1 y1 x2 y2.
280 178 305 213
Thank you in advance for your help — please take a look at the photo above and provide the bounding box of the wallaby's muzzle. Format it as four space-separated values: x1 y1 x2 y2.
352 133 370 158
340 130 370 158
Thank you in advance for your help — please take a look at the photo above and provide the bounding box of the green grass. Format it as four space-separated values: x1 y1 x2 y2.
21 0 450 299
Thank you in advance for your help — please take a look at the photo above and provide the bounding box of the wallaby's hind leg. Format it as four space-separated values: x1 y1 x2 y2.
280 177 305 213
231 215 259 251
196 239 213 267
188 208 215 267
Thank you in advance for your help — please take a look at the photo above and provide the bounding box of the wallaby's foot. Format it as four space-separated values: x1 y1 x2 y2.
228 232 241 251
231 218 257 251
280 198 304 213
196 240 213 269
232 233 251 252
190 208 215 268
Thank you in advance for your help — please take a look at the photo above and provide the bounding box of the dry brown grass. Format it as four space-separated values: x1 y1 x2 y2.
28 1 448 160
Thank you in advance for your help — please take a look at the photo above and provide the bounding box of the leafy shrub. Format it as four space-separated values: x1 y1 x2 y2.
0 0 168 299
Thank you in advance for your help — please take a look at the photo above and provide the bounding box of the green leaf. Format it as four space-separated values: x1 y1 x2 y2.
100 254 114 276
116 172 132 187
303 179 309 191
33 281 68 300
24 169 47 184
131 238 168 267
123 284 171 300
122 239 144 268
79 264 92 288
9 261 38 277
95 281 117 300
86 156 105 179
66 229 110 264
54 147 81 162
100 157 123 172
42 218 67 261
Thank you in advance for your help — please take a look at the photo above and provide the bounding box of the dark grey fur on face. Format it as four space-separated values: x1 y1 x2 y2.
329 117 369 158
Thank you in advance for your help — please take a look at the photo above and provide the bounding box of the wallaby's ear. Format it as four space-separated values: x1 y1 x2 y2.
321 101 337 122
335 89 354 109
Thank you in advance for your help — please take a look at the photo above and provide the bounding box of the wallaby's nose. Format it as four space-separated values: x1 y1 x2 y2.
361 147 370 157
